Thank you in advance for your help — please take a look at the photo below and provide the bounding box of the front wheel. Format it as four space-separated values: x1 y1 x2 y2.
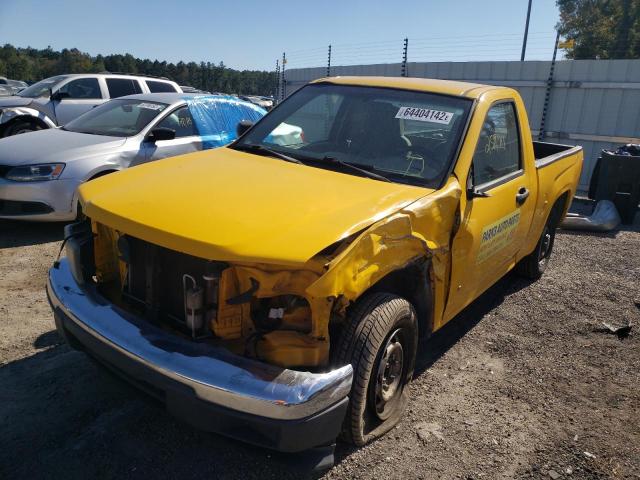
333 292 418 446
5 120 41 137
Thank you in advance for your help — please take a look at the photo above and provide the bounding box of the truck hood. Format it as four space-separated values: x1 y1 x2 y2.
80 148 432 266
0 128 126 166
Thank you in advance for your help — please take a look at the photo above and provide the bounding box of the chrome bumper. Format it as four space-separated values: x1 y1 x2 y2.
47 259 353 422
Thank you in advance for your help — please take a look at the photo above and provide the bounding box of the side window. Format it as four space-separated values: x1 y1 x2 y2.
155 106 198 138
106 78 143 98
472 102 521 186
58 78 101 99
146 80 177 93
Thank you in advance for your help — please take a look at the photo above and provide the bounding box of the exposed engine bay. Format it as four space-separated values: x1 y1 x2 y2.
78 185 446 371
83 221 334 370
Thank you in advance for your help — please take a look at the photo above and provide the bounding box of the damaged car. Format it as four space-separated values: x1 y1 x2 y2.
47 77 583 458
0 93 265 221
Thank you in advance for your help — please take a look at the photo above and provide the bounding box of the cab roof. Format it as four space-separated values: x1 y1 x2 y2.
311 76 500 99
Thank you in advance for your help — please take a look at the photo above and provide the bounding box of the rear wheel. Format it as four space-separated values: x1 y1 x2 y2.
333 292 418 446
516 217 556 280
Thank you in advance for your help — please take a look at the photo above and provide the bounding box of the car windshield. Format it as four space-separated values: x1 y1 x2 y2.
234 83 473 187
18 76 68 98
64 99 169 137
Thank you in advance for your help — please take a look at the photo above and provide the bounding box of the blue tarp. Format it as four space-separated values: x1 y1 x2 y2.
185 95 266 149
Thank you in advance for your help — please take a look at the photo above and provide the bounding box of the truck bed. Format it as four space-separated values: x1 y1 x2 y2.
533 141 582 168
518 139 583 263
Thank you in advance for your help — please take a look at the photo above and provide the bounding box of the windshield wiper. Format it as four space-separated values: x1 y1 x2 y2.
319 156 391 182
234 144 303 165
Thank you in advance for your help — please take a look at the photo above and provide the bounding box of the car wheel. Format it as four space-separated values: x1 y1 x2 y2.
516 217 556 280
333 292 418 446
5 120 41 137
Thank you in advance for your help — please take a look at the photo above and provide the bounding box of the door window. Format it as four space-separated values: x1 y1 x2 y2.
106 78 143 98
155 106 198 138
472 102 521 186
58 78 101 99
146 80 177 93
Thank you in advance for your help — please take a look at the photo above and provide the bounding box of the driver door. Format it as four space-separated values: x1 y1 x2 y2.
143 106 202 163
53 77 105 124
444 101 536 320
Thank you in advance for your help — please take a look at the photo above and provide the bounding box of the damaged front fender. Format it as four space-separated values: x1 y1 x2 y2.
306 178 462 340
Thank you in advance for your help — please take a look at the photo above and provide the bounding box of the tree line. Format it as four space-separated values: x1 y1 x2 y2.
557 0 640 59
0 44 276 96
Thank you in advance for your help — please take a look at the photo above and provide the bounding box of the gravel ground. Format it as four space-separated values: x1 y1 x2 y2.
1 211 639 480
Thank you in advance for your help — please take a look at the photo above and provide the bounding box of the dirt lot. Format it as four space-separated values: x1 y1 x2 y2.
1 213 639 480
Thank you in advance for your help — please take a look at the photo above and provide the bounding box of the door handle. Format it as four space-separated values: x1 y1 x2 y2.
516 187 530 205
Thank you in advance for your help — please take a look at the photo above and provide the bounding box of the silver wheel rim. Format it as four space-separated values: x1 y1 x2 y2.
538 226 552 267
373 328 405 420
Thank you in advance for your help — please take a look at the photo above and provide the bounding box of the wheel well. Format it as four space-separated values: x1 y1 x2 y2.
550 190 571 228
72 170 119 214
88 169 118 181
3 115 48 134
365 258 433 340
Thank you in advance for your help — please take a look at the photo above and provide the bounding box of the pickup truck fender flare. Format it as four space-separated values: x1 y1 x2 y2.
0 107 56 129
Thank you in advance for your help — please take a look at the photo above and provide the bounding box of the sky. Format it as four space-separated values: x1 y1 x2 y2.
0 0 561 71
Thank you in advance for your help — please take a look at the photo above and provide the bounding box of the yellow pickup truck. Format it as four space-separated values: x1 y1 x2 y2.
47 77 582 456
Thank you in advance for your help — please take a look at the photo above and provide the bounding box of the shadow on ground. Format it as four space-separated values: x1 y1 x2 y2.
1 271 534 480
0 219 66 248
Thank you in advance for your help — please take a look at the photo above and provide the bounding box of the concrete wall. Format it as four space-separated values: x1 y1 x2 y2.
284 60 640 191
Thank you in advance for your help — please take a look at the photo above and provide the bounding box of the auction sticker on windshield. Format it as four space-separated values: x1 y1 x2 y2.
395 106 454 125
138 103 165 110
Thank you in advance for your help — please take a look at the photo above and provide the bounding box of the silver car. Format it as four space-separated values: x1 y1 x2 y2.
0 93 266 221
0 73 182 137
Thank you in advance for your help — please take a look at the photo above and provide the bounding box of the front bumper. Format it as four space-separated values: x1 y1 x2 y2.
0 177 78 221
47 259 352 452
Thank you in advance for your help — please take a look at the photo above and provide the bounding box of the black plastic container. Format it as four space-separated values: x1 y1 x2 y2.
588 150 640 224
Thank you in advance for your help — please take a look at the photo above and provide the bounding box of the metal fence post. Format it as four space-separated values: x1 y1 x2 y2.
327 44 332 77
274 59 280 102
281 52 286 101
401 38 409 77
538 31 560 140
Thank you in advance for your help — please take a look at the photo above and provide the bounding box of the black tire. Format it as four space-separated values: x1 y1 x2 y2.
333 292 418 446
516 217 557 280
5 120 41 137
75 200 85 222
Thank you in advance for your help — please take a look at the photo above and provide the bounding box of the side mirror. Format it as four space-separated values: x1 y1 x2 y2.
236 120 254 138
51 91 70 101
146 127 176 142
467 188 491 200
465 164 490 199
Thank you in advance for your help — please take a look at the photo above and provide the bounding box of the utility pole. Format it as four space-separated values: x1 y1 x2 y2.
327 44 332 77
538 31 561 140
401 38 409 77
521 0 533 61
281 52 286 101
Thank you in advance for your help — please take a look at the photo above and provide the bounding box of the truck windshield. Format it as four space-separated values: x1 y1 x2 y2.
235 83 473 187
63 99 168 137
18 76 68 98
